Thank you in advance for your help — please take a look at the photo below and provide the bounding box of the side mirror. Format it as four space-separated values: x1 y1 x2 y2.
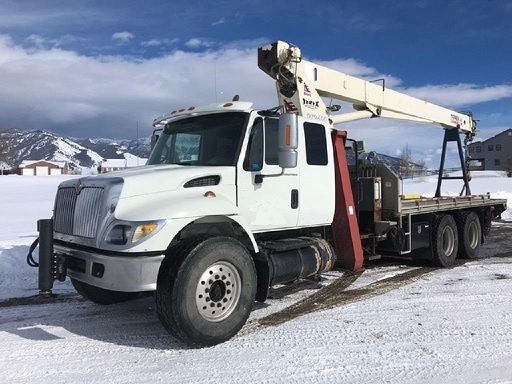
278 113 299 168
150 128 162 150
354 140 366 155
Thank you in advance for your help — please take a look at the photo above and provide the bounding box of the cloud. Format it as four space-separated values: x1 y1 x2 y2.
211 17 226 26
402 84 512 108
141 39 162 47
25 34 46 49
0 33 510 161
141 38 180 47
184 38 215 49
316 58 403 88
0 35 273 138
112 31 134 43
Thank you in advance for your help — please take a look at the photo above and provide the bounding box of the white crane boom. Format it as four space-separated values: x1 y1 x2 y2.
258 41 476 138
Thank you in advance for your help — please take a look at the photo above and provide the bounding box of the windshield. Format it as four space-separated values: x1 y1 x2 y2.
147 112 248 166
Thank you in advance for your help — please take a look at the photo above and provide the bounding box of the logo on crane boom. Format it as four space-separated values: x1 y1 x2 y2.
304 83 311 96
303 98 320 109
283 100 298 112
450 114 463 126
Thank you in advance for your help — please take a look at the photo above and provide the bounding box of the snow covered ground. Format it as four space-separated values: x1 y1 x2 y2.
1 171 512 384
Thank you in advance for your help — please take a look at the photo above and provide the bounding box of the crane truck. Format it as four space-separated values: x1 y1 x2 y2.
32 40 507 347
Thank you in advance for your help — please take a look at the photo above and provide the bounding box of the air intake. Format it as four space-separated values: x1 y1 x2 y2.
184 176 220 188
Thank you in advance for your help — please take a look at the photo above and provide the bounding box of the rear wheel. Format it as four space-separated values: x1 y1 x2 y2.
431 214 458 267
156 236 257 347
71 278 138 304
456 211 482 259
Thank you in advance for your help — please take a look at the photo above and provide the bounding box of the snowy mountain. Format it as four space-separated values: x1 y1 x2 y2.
0 128 151 171
1 128 422 175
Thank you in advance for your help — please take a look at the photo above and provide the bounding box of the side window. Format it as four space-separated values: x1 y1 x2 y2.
264 118 279 165
304 122 328 165
244 118 263 171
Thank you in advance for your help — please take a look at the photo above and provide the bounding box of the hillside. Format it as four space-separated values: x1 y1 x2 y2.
0 128 151 171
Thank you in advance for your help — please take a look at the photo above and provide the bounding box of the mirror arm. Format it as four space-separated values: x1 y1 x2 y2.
254 168 285 184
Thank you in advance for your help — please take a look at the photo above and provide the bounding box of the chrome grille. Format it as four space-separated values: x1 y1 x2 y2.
54 186 104 238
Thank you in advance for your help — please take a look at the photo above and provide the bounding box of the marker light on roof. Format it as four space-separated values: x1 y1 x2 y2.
223 102 233 107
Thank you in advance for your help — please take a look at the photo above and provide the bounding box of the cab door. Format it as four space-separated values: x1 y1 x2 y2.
237 116 299 232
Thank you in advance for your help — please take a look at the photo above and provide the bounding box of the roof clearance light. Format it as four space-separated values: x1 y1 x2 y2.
223 102 234 107
171 111 177 115
178 108 185 112
188 106 196 111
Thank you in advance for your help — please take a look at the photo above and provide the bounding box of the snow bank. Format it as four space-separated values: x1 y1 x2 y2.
1 171 512 384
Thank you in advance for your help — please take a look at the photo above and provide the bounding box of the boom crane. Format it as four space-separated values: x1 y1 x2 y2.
258 41 475 196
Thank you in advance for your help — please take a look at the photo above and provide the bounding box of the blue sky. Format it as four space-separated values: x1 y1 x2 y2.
1 0 511 166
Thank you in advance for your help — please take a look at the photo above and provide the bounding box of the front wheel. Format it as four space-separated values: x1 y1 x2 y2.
156 236 257 347
431 214 459 267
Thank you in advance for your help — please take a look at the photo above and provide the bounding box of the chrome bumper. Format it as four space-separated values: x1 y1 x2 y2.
55 244 165 292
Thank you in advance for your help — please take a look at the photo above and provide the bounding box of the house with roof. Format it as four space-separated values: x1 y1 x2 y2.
19 160 68 176
468 128 512 171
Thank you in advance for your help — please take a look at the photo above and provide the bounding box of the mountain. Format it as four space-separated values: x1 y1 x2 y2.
0 127 423 176
0 128 151 171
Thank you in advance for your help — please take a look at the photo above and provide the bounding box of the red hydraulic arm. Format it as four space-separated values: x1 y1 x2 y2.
331 130 364 272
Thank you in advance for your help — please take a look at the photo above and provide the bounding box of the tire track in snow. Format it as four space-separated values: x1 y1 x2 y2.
240 264 454 336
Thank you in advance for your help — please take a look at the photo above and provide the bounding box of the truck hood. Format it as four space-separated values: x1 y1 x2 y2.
93 164 235 198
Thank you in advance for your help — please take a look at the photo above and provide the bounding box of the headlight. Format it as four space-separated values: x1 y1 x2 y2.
132 223 159 243
105 224 132 245
105 221 162 245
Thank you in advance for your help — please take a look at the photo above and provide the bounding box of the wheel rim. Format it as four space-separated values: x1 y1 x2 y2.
195 261 241 322
468 221 479 249
441 226 455 256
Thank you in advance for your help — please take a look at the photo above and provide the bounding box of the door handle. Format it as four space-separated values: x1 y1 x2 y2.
291 189 299 209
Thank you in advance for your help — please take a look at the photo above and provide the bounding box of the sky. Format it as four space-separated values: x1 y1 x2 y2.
1 0 512 167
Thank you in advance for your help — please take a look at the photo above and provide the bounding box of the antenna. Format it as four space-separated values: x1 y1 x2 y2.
214 59 218 102
136 120 139 166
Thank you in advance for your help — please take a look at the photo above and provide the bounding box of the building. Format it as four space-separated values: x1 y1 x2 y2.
99 157 146 173
468 128 512 171
19 160 68 176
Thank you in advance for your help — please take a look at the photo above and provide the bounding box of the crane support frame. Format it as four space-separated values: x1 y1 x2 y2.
331 130 364 272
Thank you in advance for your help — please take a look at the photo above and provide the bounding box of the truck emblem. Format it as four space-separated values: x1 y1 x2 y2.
75 179 84 195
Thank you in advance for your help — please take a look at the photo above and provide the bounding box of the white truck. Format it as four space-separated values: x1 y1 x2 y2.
33 41 507 347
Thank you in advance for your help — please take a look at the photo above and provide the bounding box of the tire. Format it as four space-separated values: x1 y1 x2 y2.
456 211 482 259
71 278 138 305
431 214 458 267
156 236 257 347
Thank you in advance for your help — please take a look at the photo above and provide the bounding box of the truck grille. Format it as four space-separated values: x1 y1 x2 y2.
54 186 104 238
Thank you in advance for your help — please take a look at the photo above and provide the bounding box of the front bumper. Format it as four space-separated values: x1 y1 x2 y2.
56 244 165 292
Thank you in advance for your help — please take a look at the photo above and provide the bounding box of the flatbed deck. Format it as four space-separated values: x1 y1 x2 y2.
400 194 507 216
